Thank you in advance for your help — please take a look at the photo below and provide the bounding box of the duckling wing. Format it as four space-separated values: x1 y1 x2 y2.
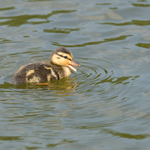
13 63 59 84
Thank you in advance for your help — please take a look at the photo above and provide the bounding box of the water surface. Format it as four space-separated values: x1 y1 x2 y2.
0 0 150 149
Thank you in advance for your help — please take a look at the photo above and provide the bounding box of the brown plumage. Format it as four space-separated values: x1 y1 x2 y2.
12 47 80 85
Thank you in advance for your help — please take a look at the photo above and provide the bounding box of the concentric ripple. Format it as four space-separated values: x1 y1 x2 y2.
73 56 139 100
74 57 113 87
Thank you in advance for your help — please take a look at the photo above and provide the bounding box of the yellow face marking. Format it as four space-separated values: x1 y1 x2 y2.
51 53 72 66
26 69 35 76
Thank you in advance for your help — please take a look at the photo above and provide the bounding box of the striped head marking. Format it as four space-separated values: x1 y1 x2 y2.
51 47 80 72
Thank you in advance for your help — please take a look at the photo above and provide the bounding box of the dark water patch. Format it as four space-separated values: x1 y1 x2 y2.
103 129 149 139
26 0 55 1
0 38 22 44
44 27 81 34
100 20 150 26
137 0 147 2
27 18 50 25
0 7 15 11
51 35 132 47
109 7 118 9
25 146 39 150
47 139 77 148
0 136 21 141
132 3 150 7
0 82 15 89
0 10 76 27
112 76 139 85
97 75 139 85
136 43 150 49
96 3 111 5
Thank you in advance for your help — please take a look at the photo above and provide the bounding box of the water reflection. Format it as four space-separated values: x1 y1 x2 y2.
0 10 76 27
0 0 150 149
101 20 150 26
44 27 81 34
136 43 150 48
51 35 132 47
103 128 149 140
5 77 78 97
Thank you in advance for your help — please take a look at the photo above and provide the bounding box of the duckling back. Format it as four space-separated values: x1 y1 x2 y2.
13 63 62 85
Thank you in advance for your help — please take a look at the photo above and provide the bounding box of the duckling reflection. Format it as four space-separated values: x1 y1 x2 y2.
14 76 79 96
12 47 80 85
48 77 79 96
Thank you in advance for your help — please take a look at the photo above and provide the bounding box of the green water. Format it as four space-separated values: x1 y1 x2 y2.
0 0 150 149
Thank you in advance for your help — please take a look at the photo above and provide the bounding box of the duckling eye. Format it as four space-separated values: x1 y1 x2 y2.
64 56 72 61
64 56 68 59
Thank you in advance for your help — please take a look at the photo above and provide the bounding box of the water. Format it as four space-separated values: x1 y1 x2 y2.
0 0 150 149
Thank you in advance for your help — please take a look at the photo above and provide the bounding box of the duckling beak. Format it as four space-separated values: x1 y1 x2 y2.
68 61 80 72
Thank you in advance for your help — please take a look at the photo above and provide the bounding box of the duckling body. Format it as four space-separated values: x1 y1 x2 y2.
13 47 80 85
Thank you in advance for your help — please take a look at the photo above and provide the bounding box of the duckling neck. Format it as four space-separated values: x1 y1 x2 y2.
62 66 71 77
50 61 71 78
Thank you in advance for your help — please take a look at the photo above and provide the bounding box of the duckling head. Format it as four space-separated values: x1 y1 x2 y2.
50 47 80 72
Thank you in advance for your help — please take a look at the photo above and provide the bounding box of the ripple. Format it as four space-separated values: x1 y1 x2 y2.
0 7 15 11
0 10 76 27
44 27 81 34
100 20 150 26
103 128 150 139
75 57 139 101
136 43 150 49
75 58 114 94
132 3 150 7
51 35 132 47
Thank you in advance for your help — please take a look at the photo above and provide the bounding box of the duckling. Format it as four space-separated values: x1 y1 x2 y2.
12 47 80 85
